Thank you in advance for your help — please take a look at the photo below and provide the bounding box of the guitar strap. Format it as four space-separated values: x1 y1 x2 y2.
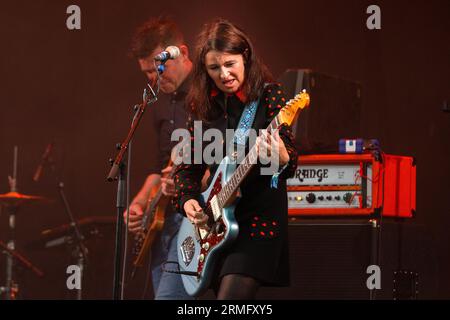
232 83 271 146
232 85 287 189
232 97 260 146
234 97 286 189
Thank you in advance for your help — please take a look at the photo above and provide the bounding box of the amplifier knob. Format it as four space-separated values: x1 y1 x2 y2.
343 193 353 204
326 196 332 201
318 196 324 201
335 195 341 201
306 193 316 203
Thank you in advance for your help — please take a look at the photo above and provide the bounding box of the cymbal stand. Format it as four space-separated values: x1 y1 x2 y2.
1 146 20 300
57 180 88 300
47 147 88 300
1 206 20 300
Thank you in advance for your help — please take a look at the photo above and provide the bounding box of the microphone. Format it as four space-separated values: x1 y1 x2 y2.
33 142 53 182
154 46 181 61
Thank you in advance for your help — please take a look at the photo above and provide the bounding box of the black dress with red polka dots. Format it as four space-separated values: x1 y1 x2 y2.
173 83 298 287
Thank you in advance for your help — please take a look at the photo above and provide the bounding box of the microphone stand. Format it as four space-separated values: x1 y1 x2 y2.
107 84 158 300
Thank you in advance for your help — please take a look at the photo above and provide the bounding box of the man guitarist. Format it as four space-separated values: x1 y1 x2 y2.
125 17 194 300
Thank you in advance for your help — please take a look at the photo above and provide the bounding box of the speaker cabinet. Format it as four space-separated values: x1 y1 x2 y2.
256 219 437 299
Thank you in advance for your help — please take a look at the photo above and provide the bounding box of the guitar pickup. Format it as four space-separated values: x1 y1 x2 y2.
210 195 221 222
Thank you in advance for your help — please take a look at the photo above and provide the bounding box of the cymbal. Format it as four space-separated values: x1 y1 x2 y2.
0 191 50 206
27 216 116 251
41 216 116 237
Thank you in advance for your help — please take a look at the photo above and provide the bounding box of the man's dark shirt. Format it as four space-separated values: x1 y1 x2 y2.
147 76 191 175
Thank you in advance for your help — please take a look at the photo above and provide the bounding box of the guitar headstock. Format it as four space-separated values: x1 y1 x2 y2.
277 90 310 126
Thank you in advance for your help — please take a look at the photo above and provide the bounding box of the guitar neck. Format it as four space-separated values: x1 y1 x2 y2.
142 162 178 229
216 116 281 208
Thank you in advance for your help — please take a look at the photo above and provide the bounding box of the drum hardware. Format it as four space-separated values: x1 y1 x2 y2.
0 146 47 300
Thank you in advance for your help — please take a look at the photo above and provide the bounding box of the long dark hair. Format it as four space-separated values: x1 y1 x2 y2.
188 19 273 121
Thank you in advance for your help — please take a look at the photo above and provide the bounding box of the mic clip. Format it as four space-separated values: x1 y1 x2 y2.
157 64 166 74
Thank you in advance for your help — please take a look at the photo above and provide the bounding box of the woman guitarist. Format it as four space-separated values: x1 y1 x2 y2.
173 19 298 299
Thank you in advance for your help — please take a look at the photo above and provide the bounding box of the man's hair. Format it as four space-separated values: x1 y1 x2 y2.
130 17 184 59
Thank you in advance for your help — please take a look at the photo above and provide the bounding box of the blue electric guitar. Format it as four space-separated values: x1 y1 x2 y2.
177 90 310 297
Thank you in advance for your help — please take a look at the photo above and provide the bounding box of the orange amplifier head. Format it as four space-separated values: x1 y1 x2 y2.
287 153 416 218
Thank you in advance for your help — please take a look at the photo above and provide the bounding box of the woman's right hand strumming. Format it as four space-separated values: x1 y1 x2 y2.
183 199 209 227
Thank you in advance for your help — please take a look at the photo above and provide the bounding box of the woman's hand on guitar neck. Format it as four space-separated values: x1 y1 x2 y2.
184 199 209 227
123 202 144 234
256 129 290 167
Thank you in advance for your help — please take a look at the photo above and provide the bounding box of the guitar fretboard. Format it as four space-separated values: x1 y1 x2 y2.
216 116 281 208
142 162 177 229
